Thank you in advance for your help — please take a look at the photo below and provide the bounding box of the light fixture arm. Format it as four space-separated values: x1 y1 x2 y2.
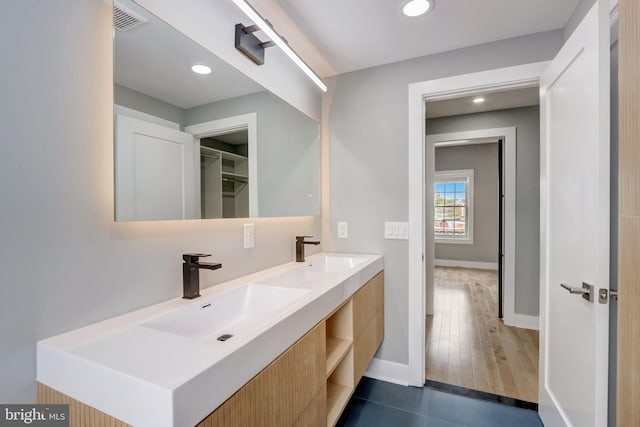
242 24 260 33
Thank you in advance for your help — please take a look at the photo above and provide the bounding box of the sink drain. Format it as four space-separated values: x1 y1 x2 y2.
217 334 233 342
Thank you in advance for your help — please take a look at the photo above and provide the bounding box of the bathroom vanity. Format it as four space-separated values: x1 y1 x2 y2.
37 253 384 427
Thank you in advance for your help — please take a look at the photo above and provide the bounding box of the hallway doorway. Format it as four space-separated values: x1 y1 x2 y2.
423 91 541 404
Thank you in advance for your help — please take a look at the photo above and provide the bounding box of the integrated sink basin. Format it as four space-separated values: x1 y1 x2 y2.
295 254 368 273
142 284 310 340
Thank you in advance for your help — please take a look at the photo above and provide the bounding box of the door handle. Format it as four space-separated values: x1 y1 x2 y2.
560 282 594 303
560 283 588 294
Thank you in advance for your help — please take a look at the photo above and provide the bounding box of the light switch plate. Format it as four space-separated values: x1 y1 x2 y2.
244 224 255 248
384 221 409 240
337 222 348 238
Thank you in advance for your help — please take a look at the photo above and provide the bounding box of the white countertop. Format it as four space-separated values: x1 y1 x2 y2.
37 252 383 427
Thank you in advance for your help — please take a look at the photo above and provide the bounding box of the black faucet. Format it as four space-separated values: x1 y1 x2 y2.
295 236 320 262
182 253 222 299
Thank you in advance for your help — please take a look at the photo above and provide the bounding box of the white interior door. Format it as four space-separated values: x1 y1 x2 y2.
115 115 199 221
539 2 610 426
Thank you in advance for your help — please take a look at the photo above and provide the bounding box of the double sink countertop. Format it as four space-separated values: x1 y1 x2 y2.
37 252 384 427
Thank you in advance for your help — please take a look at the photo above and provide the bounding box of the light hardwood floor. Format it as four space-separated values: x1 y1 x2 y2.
425 266 539 403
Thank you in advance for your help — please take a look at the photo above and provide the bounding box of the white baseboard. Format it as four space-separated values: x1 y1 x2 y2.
363 358 409 386
505 313 539 330
435 259 498 270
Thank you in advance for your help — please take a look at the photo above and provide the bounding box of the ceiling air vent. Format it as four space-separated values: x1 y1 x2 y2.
114 4 148 32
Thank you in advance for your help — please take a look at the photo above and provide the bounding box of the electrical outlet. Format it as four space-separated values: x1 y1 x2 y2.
244 224 255 248
337 222 348 238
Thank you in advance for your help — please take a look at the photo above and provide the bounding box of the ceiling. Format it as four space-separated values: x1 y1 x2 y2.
275 0 580 75
427 86 540 118
114 0 264 109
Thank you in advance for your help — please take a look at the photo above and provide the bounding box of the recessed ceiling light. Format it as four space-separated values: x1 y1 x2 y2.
473 97 485 104
191 64 212 75
403 0 433 17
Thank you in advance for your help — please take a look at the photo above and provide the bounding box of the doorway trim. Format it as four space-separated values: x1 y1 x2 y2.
185 113 258 217
427 129 517 328
407 61 549 386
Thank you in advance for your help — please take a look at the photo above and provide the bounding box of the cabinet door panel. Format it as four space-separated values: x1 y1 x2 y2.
198 323 326 427
354 309 384 384
293 385 327 427
353 272 384 339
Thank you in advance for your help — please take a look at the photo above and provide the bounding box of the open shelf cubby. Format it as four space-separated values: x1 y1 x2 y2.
325 299 354 427
326 347 354 427
325 299 353 376
326 337 351 378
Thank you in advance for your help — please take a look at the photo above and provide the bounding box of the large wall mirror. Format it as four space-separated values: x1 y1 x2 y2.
113 0 320 221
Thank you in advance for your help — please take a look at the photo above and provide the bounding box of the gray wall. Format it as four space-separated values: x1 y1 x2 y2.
114 84 185 125
185 91 321 217
434 144 499 264
325 32 563 364
427 106 541 317
0 0 319 403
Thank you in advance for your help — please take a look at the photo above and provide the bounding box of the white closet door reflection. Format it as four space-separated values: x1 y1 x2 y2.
115 115 198 221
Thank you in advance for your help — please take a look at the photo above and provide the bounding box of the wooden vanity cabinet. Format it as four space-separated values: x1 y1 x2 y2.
37 271 384 427
201 270 384 427
324 271 384 427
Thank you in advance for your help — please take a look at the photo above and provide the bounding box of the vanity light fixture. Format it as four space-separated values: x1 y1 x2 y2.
231 0 328 92
402 0 433 17
191 64 212 75
473 97 485 104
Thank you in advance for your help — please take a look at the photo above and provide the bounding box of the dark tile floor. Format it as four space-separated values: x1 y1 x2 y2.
336 378 544 427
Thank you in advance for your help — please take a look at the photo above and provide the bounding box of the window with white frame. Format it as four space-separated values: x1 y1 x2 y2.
434 169 474 243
